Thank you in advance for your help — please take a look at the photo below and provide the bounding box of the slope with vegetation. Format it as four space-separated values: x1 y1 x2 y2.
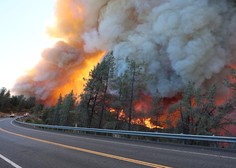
1 53 236 138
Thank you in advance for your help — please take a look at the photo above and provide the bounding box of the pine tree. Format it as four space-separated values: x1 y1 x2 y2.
52 94 63 125
97 53 114 128
59 91 76 126
78 52 114 128
17 95 26 112
79 63 104 127
109 58 147 130
25 97 36 110
124 59 146 130
149 91 164 129
109 75 129 129
0 87 11 111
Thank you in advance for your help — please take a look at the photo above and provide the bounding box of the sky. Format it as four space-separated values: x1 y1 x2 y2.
0 0 56 89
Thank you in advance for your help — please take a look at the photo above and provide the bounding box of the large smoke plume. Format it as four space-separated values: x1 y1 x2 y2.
13 0 236 104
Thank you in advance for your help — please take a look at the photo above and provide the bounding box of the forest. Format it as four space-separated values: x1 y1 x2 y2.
1 53 236 136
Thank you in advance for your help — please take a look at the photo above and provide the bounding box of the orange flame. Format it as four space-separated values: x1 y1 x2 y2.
53 51 105 100
43 51 106 105
144 118 164 129
43 1 106 105
109 107 164 129
14 0 106 106
109 108 126 120
134 92 152 113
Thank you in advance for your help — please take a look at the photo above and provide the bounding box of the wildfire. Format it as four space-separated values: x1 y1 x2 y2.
12 0 236 135
13 0 106 106
48 50 106 105
109 108 126 120
109 108 164 129
134 92 152 113
144 118 164 129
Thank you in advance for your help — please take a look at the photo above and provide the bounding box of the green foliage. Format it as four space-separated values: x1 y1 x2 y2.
42 107 54 124
41 91 77 126
17 95 26 112
33 103 44 113
59 91 77 125
52 94 63 125
0 87 11 111
0 87 37 113
25 97 36 110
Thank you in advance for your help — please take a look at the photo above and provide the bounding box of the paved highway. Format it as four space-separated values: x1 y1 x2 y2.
0 118 236 168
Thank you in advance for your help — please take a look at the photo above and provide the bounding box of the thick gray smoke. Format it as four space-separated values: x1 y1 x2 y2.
82 0 236 96
14 0 236 102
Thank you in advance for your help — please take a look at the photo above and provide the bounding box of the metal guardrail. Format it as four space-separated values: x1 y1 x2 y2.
14 119 236 143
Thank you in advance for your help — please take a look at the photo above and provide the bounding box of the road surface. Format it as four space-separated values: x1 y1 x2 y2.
0 118 236 168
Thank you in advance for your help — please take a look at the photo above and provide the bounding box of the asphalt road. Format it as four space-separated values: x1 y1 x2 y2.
0 118 236 168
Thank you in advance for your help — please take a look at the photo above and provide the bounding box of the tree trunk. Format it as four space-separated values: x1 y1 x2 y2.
128 64 135 131
98 83 108 128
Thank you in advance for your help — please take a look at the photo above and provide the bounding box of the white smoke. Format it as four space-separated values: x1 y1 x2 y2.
14 41 84 101
82 0 236 96
13 0 236 102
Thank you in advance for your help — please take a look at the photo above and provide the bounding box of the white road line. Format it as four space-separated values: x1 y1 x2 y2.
10 119 236 160
0 154 22 168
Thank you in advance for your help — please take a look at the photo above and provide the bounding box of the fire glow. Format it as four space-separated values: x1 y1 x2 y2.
108 91 164 129
109 108 164 129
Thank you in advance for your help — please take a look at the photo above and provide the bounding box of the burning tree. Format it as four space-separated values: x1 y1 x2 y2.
108 75 127 129
109 58 148 130
167 82 236 136
148 91 164 129
77 54 162 130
